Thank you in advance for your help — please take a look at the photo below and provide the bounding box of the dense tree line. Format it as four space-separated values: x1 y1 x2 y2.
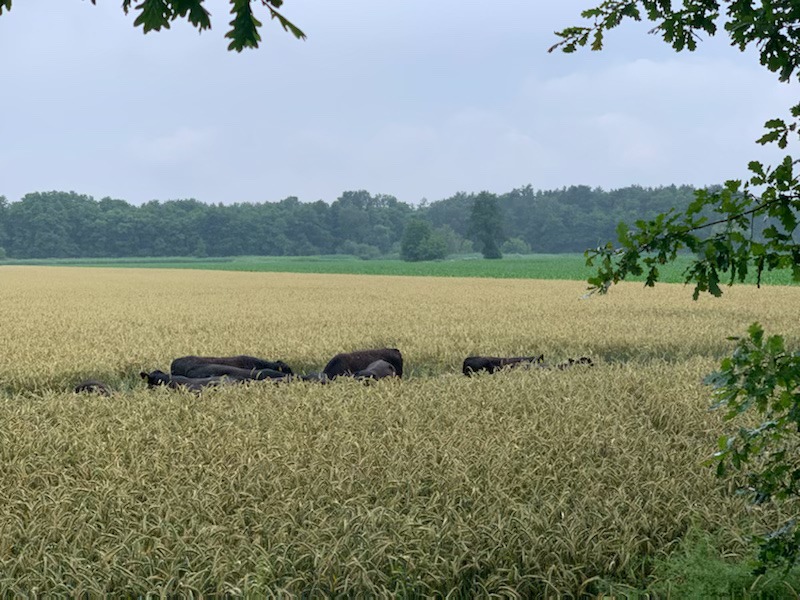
0 185 700 259
424 184 699 253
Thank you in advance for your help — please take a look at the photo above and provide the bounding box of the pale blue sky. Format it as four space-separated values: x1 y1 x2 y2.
0 1 795 205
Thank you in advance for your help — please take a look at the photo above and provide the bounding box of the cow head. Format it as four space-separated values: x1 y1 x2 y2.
140 370 171 387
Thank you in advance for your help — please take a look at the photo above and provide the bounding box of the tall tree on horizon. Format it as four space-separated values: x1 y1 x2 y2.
468 192 504 259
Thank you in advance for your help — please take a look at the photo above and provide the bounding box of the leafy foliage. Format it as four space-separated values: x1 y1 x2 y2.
553 1 800 300
617 529 800 598
400 218 448 261
551 0 800 84
556 0 800 574
585 161 800 299
708 323 800 571
69 0 304 50
501 237 531 255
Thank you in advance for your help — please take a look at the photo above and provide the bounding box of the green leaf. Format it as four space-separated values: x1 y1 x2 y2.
226 0 262 51
764 118 787 129
748 161 766 177
266 5 306 40
615 221 630 244
766 334 785 355
748 322 765 345
133 0 172 33
172 0 212 30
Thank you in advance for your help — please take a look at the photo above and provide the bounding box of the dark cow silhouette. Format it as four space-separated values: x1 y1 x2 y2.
354 359 397 381
555 356 594 369
176 363 289 381
140 370 232 392
298 372 330 383
323 348 403 380
171 355 292 378
462 355 544 376
74 380 112 396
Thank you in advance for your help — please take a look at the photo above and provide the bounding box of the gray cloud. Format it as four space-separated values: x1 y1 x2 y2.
0 1 796 205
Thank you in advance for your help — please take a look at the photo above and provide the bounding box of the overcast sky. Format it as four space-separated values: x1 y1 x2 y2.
0 1 796 206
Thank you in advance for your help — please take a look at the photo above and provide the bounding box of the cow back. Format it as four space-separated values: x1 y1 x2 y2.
171 355 293 377
462 355 544 376
323 348 403 379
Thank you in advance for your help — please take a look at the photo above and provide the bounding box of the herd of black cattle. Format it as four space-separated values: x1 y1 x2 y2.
72 348 594 396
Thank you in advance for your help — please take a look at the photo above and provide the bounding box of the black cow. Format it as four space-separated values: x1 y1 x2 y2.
323 348 404 380
170 355 293 378
176 363 289 381
140 370 232 392
74 380 113 396
298 371 330 383
555 356 594 369
354 359 397 381
462 355 544 376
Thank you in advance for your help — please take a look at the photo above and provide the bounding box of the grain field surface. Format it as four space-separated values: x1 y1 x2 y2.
0 266 798 596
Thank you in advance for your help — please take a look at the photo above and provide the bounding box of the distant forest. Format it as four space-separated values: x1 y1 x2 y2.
0 185 699 259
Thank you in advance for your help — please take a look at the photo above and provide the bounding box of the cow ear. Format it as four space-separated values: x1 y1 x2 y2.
139 371 148 379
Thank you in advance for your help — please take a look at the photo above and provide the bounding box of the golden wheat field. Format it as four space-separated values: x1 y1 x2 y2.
0 266 799 596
